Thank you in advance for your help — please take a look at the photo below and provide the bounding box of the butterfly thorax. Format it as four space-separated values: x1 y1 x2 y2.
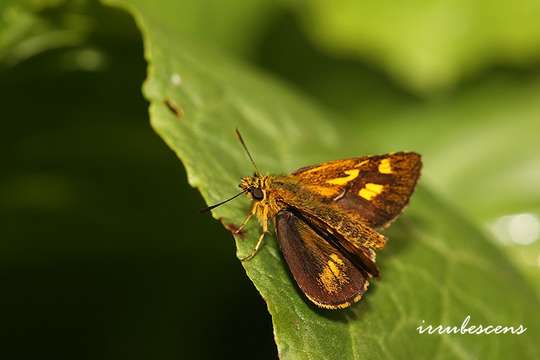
241 174 333 221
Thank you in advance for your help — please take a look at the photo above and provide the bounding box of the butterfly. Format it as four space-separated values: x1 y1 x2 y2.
202 130 421 309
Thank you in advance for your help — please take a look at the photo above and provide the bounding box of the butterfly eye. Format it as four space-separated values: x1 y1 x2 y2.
251 188 264 200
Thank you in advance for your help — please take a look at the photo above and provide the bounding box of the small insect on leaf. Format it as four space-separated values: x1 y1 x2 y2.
164 98 183 118
203 131 422 309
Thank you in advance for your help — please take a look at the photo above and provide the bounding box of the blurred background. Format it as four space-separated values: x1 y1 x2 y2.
1 0 539 359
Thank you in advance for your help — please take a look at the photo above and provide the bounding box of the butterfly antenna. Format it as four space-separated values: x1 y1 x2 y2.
200 190 246 213
235 128 260 175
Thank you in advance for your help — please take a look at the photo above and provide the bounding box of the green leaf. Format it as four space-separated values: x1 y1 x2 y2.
301 0 540 93
101 1 540 358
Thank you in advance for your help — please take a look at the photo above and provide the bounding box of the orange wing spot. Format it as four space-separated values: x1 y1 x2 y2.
306 185 340 197
358 183 384 200
319 257 349 294
326 169 359 185
327 260 341 277
378 158 392 174
330 253 344 265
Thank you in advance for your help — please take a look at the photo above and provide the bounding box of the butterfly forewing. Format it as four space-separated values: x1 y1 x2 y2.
292 152 422 228
276 210 370 309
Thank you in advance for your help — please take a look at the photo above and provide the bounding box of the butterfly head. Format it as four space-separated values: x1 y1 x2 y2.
240 174 268 202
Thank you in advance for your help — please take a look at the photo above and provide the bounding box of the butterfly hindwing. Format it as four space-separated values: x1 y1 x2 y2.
288 207 381 276
275 209 370 309
292 152 422 228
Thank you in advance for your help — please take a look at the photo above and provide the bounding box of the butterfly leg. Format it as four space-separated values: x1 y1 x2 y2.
240 207 268 261
234 205 256 235
240 226 268 261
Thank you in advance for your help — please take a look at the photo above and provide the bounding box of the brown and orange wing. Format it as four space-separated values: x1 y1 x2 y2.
275 209 370 309
292 152 422 228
